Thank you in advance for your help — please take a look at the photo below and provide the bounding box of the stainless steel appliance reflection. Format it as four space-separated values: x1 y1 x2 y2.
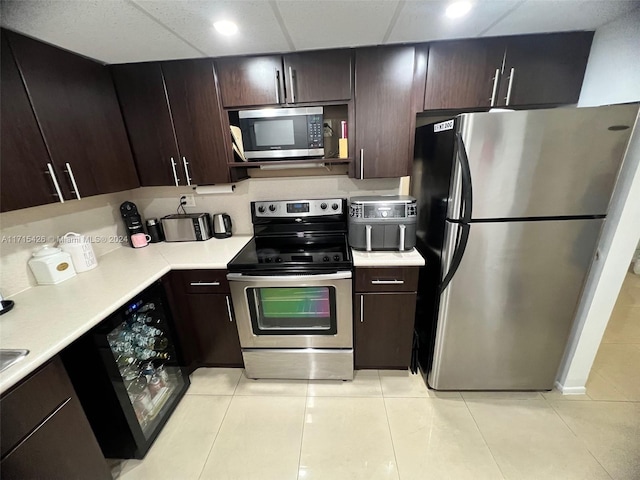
227 198 353 380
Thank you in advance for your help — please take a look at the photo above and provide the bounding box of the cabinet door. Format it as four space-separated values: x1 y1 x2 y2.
283 49 352 104
499 32 593 107
186 294 243 367
0 33 62 212
111 63 183 186
215 55 283 108
355 46 415 178
1 398 110 480
354 293 416 369
162 59 231 185
424 39 505 110
7 31 139 198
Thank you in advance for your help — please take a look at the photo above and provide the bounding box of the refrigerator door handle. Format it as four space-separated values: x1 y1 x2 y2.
439 223 470 293
455 133 473 224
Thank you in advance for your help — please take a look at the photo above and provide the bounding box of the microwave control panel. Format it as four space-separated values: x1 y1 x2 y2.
307 115 324 148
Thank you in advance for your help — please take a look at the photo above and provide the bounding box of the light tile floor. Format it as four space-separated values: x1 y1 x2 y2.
112 273 640 480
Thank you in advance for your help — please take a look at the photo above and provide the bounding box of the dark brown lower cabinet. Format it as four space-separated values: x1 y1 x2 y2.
0 357 110 480
167 270 243 369
185 293 243 367
354 266 419 369
354 292 417 369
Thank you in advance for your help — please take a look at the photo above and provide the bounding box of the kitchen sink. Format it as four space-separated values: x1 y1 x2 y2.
0 349 29 373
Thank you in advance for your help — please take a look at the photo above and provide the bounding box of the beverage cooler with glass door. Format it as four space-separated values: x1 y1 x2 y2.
61 279 189 459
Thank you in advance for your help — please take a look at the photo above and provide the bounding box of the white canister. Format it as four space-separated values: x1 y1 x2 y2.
59 232 98 272
28 245 77 285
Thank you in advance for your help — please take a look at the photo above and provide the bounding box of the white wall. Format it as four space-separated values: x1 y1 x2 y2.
578 7 640 107
557 8 640 392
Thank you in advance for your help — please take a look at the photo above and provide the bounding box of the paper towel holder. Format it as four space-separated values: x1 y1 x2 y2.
193 184 236 195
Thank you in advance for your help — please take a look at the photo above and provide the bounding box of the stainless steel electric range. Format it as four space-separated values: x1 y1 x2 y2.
227 198 354 380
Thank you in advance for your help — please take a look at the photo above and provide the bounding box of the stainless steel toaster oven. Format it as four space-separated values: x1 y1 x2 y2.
161 213 212 242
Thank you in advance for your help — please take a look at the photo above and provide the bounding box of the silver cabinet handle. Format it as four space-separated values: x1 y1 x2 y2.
490 68 500 106
275 69 281 104
170 157 180 186
360 294 364 323
365 224 372 252
399 224 406 252
45 163 65 203
505 67 515 106
360 148 364 179
225 295 233 322
288 66 296 103
182 157 192 186
64 162 81 199
189 282 220 286
371 279 405 285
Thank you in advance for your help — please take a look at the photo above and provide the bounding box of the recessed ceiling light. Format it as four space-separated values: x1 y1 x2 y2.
213 20 238 36
445 1 472 19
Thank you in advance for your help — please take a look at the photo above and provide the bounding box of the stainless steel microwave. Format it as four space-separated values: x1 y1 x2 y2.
238 107 324 160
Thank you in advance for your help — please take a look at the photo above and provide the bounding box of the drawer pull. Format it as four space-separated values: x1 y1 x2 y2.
371 279 404 285
189 282 220 286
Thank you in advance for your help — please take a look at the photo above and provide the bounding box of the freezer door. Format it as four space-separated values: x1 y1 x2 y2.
448 104 637 220
429 218 604 390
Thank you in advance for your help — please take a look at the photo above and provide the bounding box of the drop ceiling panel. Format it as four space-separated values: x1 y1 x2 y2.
276 0 401 50
484 0 640 36
0 0 202 63
134 0 291 57
388 0 519 43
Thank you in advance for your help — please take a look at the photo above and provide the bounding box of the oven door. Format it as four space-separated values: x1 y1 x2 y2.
227 271 352 348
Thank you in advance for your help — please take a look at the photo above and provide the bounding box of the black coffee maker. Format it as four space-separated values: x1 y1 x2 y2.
120 201 145 247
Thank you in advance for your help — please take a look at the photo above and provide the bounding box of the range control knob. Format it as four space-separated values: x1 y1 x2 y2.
269 204 276 212
331 203 339 211
323 256 330 262
258 205 265 213
333 255 341 261
381 211 388 218
320 203 327 210
276 257 283 263
265 257 272 263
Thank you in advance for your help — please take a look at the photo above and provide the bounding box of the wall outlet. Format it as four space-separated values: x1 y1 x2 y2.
179 194 196 207
324 119 333 138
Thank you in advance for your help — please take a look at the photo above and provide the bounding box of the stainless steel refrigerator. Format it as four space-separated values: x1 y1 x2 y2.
411 104 638 391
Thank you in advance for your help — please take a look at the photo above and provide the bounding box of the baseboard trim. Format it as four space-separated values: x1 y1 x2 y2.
554 381 587 395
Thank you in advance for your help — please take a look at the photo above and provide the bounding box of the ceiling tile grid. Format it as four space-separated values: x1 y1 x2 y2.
132 0 291 57
0 0 203 63
276 0 402 51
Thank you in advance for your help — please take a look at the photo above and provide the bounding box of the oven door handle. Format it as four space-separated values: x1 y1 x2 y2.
226 272 352 282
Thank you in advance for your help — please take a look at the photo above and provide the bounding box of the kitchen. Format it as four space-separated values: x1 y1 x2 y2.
1 1 640 479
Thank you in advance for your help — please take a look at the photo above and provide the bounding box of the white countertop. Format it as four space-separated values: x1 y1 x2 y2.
0 236 424 393
351 248 425 267
0 236 252 394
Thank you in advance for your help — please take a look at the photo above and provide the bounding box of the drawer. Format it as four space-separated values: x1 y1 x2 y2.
179 270 230 294
0 356 74 458
355 267 419 292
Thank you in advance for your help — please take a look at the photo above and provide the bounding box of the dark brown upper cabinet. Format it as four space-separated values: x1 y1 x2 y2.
355 46 415 179
112 59 230 186
423 32 593 111
1 33 61 212
497 32 593 107
424 38 505 110
111 63 183 186
215 50 352 108
6 31 139 201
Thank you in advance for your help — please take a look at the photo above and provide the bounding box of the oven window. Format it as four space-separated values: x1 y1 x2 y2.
246 286 337 335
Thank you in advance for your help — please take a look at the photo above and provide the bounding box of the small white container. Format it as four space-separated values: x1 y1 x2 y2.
28 245 77 285
58 232 98 272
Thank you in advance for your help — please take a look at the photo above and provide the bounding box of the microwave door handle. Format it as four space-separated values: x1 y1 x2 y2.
365 225 372 252
398 224 406 251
